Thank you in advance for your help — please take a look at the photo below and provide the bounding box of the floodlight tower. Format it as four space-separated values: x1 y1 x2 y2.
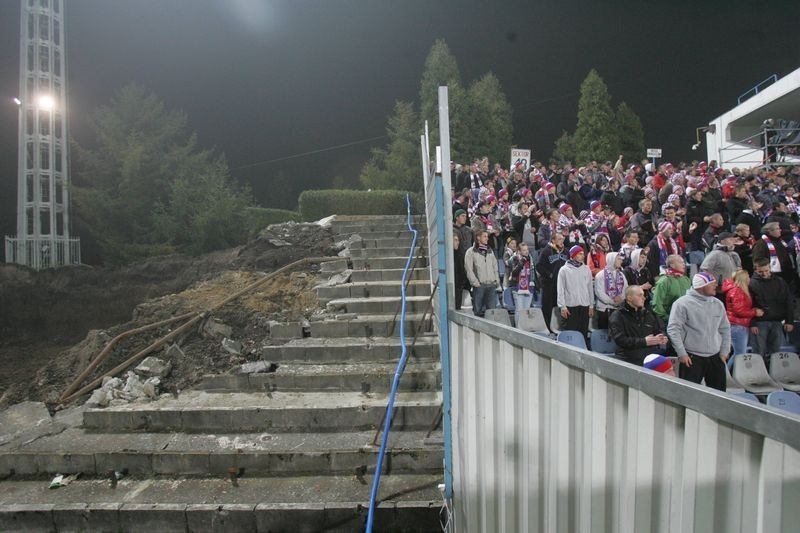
4 0 80 269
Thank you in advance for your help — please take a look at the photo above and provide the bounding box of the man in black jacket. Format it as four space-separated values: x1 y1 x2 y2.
749 258 795 359
608 285 668 366
535 232 568 334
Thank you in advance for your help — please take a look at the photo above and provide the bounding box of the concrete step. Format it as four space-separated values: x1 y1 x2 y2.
333 214 426 223
0 428 443 477
317 280 432 303
348 246 425 258
334 230 423 240
351 236 428 249
350 268 431 282
260 337 439 363
326 295 430 315
0 474 441 532
195 361 441 393
352 256 428 269
309 313 432 338
82 390 442 433
332 223 424 235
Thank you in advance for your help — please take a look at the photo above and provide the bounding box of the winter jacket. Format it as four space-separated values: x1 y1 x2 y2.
721 279 758 327
557 261 594 309
651 274 691 324
726 197 747 226
700 246 741 283
752 236 794 276
667 289 731 358
749 273 794 324
535 243 568 282
453 222 473 255
587 248 607 277
735 210 762 240
628 211 656 245
506 252 533 289
608 302 665 364
594 253 627 312
624 248 655 294
464 246 500 288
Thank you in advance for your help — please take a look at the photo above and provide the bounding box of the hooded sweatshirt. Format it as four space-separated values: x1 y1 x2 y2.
667 289 731 358
595 252 627 312
557 259 594 309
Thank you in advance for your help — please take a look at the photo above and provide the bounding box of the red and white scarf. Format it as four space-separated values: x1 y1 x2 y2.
558 214 582 243
604 267 625 299
518 255 531 291
656 234 677 268
762 235 783 272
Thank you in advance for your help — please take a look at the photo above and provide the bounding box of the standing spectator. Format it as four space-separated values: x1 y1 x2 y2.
536 233 568 334
464 230 501 318
651 254 692 325
557 245 595 341
722 269 764 362
700 232 742 284
507 243 534 327
618 229 640 265
752 222 795 288
701 213 726 252
624 248 654 302
749 258 795 360
628 198 656 245
595 252 627 329
667 272 732 391
586 233 610 277
646 221 679 278
536 208 560 251
685 187 711 251
452 232 468 310
608 285 668 366
734 223 755 274
453 209 472 254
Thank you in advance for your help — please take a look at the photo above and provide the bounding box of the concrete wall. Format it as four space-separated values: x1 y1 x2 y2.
449 312 800 533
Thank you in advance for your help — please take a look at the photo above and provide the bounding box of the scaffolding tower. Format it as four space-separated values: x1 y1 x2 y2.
4 0 80 270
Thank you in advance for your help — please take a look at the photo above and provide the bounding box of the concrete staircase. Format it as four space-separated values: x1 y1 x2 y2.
0 215 443 532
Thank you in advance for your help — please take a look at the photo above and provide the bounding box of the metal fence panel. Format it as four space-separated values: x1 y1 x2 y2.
450 312 800 533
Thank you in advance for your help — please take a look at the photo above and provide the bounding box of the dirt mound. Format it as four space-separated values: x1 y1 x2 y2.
0 222 336 408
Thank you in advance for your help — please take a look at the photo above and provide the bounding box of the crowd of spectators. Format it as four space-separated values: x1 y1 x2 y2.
452 156 800 390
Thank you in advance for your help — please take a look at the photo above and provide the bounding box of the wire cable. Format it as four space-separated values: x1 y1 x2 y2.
230 134 387 171
365 194 418 532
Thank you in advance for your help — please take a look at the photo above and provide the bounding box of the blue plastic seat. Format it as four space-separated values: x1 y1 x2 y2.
557 330 587 350
731 392 761 404
590 329 617 355
766 391 800 415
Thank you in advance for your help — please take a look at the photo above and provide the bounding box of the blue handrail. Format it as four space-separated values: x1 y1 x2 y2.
365 194 418 532
737 74 778 105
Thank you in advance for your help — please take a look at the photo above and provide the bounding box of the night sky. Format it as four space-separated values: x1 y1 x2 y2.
1 0 798 240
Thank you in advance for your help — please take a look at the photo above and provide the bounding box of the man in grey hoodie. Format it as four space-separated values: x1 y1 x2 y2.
666 271 732 391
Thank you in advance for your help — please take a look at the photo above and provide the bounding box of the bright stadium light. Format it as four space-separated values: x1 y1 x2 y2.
37 94 55 111
13 97 22 105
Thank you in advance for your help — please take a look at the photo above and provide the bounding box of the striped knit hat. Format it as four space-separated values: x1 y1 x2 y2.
569 245 584 259
658 221 672 233
559 203 572 214
644 354 673 374
692 271 717 289
589 200 602 211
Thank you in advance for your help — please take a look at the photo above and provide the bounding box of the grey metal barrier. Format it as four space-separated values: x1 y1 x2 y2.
449 311 800 533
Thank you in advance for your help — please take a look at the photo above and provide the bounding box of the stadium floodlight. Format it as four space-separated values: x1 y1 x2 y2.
13 97 22 105
37 94 55 111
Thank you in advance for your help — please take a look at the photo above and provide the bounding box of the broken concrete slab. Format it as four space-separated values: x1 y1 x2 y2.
237 361 278 374
0 402 51 436
135 357 172 379
221 338 242 355
201 318 233 339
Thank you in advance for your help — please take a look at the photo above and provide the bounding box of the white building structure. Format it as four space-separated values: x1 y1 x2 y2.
704 67 800 169
4 0 80 269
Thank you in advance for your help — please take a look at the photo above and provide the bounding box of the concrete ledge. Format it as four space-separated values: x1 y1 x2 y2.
0 503 54 533
350 269 430 282
259 337 439 363
118 503 188 532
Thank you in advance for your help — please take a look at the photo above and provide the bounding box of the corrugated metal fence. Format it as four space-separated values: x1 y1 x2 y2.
448 312 800 533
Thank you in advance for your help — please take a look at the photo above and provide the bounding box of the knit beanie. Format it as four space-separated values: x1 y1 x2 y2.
692 271 717 289
589 200 601 211
658 221 672 233
453 209 466 221
644 354 673 374
560 203 572 214
569 245 584 259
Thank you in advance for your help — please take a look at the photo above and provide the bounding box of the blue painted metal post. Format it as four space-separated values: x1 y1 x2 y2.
435 174 454 500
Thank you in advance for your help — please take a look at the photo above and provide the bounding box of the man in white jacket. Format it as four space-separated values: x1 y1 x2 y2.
557 245 595 341
464 230 501 317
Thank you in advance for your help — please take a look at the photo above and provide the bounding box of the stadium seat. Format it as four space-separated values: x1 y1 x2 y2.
766 391 800 415
502 288 515 311
725 362 746 393
768 352 800 392
731 353 782 395
590 329 617 355
557 330 587 350
688 250 705 266
517 308 549 333
731 391 761 404
484 308 511 327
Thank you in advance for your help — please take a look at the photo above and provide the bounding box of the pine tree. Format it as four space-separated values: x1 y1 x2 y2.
359 100 421 192
552 130 576 163
615 101 645 165
463 73 513 164
573 69 619 164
